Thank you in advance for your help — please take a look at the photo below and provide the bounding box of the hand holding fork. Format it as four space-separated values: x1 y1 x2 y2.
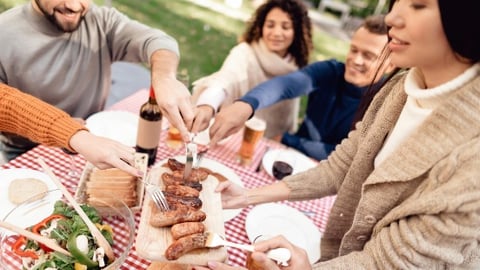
134 153 170 212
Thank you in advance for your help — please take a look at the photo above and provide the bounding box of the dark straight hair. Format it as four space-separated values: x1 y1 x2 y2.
437 0 480 63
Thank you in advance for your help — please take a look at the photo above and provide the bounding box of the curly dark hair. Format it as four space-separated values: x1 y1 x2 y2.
241 0 313 67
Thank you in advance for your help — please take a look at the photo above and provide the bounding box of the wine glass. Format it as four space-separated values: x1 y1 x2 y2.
272 151 296 180
61 148 80 178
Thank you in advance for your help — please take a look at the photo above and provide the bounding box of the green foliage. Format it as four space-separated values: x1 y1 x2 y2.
1 0 349 119
109 0 243 83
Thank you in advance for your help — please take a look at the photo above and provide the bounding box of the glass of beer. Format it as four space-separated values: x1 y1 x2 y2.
238 117 266 166
166 125 183 149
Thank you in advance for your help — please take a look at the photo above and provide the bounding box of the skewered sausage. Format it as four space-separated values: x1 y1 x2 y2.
164 233 208 260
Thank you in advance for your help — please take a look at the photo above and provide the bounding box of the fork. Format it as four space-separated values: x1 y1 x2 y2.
146 183 170 211
204 231 291 266
133 153 170 212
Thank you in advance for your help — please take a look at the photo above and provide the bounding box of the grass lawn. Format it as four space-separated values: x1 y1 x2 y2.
1 0 349 118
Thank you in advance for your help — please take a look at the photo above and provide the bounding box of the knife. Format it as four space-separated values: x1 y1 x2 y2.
183 142 197 180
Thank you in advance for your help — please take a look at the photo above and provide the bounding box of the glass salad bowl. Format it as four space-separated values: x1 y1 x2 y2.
0 189 135 270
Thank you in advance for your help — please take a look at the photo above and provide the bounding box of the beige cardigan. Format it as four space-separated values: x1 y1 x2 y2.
191 40 299 138
284 72 480 269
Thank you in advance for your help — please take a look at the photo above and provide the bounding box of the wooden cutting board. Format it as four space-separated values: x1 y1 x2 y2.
135 163 228 265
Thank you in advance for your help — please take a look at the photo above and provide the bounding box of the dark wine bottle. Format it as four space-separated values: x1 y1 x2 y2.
136 86 162 166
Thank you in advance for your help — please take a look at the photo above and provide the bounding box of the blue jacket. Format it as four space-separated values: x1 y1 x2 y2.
240 59 367 160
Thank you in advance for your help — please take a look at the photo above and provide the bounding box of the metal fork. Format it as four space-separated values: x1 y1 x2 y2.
204 231 291 266
134 153 170 211
146 183 170 211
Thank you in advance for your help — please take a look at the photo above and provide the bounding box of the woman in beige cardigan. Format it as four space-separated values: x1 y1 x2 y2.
196 0 480 269
191 0 312 139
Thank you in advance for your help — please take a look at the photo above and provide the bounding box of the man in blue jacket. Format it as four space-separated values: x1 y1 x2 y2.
201 15 394 160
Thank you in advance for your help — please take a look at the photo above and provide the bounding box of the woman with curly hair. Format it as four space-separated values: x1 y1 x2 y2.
191 0 312 139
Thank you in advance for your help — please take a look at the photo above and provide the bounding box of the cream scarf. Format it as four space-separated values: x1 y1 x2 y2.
192 39 300 138
375 64 480 166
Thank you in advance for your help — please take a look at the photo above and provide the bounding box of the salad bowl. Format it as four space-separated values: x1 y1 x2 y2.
0 189 135 270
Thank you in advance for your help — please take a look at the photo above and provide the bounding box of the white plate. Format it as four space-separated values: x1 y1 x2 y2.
245 203 321 263
86 111 138 146
0 169 61 234
262 149 317 178
171 156 244 221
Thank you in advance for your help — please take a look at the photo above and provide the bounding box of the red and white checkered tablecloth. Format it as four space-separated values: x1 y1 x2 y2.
1 89 335 269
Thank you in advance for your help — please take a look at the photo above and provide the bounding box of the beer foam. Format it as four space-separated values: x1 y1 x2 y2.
245 117 266 131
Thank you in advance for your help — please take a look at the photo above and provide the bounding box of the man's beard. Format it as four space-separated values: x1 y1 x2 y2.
35 0 85 32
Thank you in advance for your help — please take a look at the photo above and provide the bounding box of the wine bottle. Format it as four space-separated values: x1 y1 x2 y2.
136 86 162 166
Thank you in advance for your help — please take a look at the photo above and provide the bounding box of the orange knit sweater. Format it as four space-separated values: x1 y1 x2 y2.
0 84 86 151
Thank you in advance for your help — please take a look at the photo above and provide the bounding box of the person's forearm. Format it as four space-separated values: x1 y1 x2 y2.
239 71 309 111
150 49 179 83
0 84 85 150
149 49 194 141
232 101 254 120
246 181 291 205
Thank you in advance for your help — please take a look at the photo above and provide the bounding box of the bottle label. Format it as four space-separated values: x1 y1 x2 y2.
136 118 162 148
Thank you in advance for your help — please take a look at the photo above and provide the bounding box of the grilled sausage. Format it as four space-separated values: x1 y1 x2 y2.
167 158 184 171
166 159 209 181
164 184 200 198
149 202 206 227
161 173 203 191
171 222 205 240
164 193 203 210
165 233 207 260
172 169 209 182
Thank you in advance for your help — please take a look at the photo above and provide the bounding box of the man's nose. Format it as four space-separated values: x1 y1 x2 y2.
63 0 83 11
353 53 364 65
